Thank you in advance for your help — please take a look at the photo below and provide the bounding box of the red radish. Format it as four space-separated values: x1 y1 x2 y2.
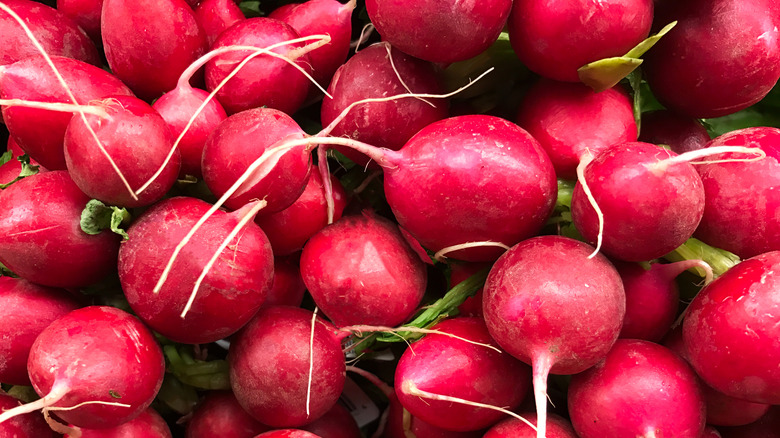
643 0 780 118
65 407 172 437
118 196 274 344
365 0 512 63
0 55 133 170
302 402 361 438
265 255 307 307
483 235 625 438
255 165 348 256
153 84 228 178
0 306 165 429
395 317 531 432
0 0 99 66
320 42 448 167
0 137 44 187
194 0 245 46
102 0 208 100
718 406 780 438
508 0 653 82
0 277 81 385
185 391 271 438
228 306 346 428
201 107 310 213
255 431 322 438
682 251 780 404
514 79 637 179
568 339 706 438
64 95 181 207
0 171 120 288
449 261 491 318
570 141 705 262
0 391 56 437
269 0 356 89
300 212 428 327
704 427 723 438
204 17 315 115
637 110 711 155
483 413 578 438
56 0 104 43
694 127 780 258
382 394 484 438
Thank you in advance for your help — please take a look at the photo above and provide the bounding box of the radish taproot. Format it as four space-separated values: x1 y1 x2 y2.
483 235 625 438
483 413 578 438
0 391 55 438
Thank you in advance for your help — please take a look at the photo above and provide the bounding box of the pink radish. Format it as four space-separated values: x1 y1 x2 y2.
643 0 780 118
483 413 578 438
0 171 120 288
382 393 484 438
0 277 81 385
0 0 99 66
682 250 780 404
204 17 315 115
514 79 637 179
693 127 780 258
365 0 512 63
118 196 274 344
194 0 245 46
256 431 322 438
65 407 172 437
0 55 133 170
265 255 307 307
568 339 706 438
483 235 625 438
570 141 705 262
300 211 428 327
64 95 181 207
201 107 310 213
255 165 348 256
269 0 355 90
102 0 208 100
395 317 531 432
320 42 448 167
0 391 56 437
638 109 711 155
0 306 164 429
228 306 346 428
185 391 271 438
302 402 361 438
56 0 104 43
508 0 653 82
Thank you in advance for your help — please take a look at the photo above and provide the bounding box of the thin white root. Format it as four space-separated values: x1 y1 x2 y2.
576 151 604 259
179 199 268 318
648 145 766 175
317 147 336 225
43 409 81 437
0 99 108 117
352 23 375 51
346 366 394 398
0 2 137 201
433 241 510 262
339 325 501 353
383 42 435 107
353 170 383 195
400 380 537 432
0 385 68 424
306 307 319 418
532 354 554 438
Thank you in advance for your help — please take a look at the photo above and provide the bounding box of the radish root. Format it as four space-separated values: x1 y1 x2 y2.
433 241 510 262
0 384 68 424
647 145 766 175
43 409 80 437
339 325 501 353
576 151 604 259
306 307 319 418
0 99 109 117
531 354 554 438
383 42 435 107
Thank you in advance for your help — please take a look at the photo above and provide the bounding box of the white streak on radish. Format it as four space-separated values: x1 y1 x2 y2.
433 241 510 262
306 307 319 417
576 151 604 259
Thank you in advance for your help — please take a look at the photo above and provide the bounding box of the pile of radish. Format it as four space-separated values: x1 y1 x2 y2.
1 0 780 437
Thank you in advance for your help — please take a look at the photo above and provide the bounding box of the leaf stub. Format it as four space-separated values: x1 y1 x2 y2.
80 199 131 239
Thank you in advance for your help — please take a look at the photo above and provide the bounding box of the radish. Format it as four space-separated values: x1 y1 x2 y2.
228 306 346 428
718 407 780 438
118 196 274 344
185 391 271 438
365 0 512 63
483 235 625 438
65 407 172 437
194 0 245 46
395 317 531 432
300 212 428 327
0 0 99 66
64 95 181 208
302 402 362 438
0 55 133 170
204 17 315 115
0 277 81 385
256 431 322 438
0 306 165 429
568 339 706 438
0 171 120 288
320 42 448 167
201 107 310 213
637 109 710 155
265 255 307 307
56 0 103 43
508 0 653 82
570 141 705 262
102 0 209 100
483 413 578 438
514 79 637 180
693 127 780 259
269 0 356 90
682 250 780 404
0 391 56 438
255 165 348 256
643 0 780 118
382 393 485 438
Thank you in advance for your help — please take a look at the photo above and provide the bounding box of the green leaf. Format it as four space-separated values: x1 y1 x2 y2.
0 154 39 189
629 70 644 135
0 150 12 166
239 1 263 17
80 199 132 240
663 238 741 278
625 21 678 59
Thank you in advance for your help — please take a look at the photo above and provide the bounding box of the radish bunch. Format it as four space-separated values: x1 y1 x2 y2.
1 0 780 437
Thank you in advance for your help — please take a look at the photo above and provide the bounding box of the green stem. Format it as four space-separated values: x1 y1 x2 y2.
663 238 741 278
